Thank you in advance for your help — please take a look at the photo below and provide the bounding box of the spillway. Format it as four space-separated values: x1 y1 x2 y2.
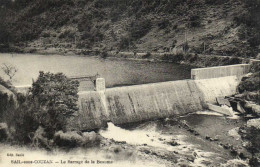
70 76 240 131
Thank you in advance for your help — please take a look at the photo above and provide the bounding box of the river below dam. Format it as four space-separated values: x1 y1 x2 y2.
0 53 191 91
0 112 248 167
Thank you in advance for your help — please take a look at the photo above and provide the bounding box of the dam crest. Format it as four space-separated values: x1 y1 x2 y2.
69 64 250 130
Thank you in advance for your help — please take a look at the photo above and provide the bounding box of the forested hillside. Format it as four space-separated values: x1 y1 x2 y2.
0 0 259 58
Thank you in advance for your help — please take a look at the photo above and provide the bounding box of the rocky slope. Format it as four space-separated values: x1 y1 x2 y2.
0 0 259 58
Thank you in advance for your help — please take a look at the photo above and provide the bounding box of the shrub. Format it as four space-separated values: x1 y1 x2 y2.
31 126 52 149
0 92 16 124
0 23 11 44
42 31 51 38
250 61 260 73
54 131 101 148
158 19 170 29
100 51 108 59
129 19 152 40
11 100 39 143
186 54 198 63
205 0 226 5
189 14 201 27
162 53 184 62
0 91 40 144
118 36 132 50
238 72 260 93
143 52 151 58
59 30 75 39
229 57 242 65
0 123 10 142
182 41 189 53
0 93 9 120
239 125 260 155
110 9 121 22
0 76 15 93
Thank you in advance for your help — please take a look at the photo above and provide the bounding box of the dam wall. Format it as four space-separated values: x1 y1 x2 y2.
191 64 250 80
13 64 248 131
71 76 240 131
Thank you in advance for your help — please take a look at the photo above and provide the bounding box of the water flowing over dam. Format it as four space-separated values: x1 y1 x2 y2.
71 75 241 131
10 59 250 131
68 63 252 130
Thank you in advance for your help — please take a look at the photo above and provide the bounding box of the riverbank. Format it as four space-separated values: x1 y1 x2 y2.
4 45 255 68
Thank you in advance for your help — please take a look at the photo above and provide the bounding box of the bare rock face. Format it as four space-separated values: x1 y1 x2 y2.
251 105 260 117
244 102 260 117
247 118 260 130
0 123 9 142
228 127 241 140
216 97 231 107
224 159 248 167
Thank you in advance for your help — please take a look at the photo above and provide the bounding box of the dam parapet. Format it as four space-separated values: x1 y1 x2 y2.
191 64 250 80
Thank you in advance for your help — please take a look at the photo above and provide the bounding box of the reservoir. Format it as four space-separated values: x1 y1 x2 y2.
0 53 191 91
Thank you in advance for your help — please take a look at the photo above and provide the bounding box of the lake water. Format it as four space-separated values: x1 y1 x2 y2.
0 53 191 91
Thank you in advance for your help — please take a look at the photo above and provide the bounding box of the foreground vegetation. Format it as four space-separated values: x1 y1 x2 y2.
0 72 101 149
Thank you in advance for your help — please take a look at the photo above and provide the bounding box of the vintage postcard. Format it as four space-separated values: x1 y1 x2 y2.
0 0 259 167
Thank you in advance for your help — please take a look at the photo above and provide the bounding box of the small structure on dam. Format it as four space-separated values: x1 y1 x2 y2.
96 78 106 91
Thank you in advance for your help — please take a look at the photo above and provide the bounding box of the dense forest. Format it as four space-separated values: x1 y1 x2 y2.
0 0 259 58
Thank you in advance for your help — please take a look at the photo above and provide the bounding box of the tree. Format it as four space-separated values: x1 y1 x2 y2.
29 71 79 138
1 63 18 80
1 72 79 143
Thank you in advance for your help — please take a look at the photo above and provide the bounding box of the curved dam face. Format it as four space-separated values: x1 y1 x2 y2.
70 76 240 131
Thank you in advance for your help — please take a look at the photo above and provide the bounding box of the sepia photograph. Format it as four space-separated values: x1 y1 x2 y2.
0 0 259 166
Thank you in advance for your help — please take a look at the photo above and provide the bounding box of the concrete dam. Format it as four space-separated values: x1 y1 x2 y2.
68 64 250 131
